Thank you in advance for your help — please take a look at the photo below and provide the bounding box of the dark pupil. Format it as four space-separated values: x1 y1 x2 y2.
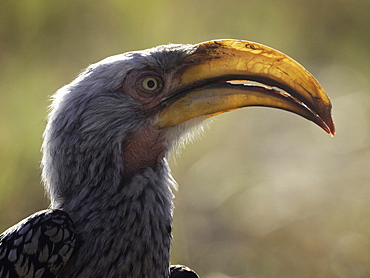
147 79 155 88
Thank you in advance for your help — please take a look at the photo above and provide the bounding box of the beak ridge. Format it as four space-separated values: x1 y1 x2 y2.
155 40 335 135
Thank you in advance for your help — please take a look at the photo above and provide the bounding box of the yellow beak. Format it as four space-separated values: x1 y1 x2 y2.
154 40 335 135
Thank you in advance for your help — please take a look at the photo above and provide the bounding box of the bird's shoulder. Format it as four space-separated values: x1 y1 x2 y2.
170 265 199 278
0 209 76 278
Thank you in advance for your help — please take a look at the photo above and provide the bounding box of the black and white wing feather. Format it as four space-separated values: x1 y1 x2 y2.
0 209 75 278
170 265 199 278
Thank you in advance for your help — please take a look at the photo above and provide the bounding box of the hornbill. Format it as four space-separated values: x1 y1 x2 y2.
0 40 334 278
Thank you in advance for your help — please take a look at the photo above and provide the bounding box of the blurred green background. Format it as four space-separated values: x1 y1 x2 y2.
1 0 369 277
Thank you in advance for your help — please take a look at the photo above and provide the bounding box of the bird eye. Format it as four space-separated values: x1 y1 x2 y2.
141 77 160 91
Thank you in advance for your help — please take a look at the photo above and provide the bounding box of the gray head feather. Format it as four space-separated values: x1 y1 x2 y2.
41 43 196 208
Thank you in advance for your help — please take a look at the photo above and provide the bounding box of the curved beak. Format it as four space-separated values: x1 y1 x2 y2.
154 40 335 135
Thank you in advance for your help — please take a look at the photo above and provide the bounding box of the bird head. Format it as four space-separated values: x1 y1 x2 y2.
42 40 334 207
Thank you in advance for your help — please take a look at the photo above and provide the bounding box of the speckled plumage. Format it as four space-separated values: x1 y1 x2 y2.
0 210 75 277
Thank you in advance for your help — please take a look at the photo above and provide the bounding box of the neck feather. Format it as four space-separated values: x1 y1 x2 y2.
59 165 175 277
